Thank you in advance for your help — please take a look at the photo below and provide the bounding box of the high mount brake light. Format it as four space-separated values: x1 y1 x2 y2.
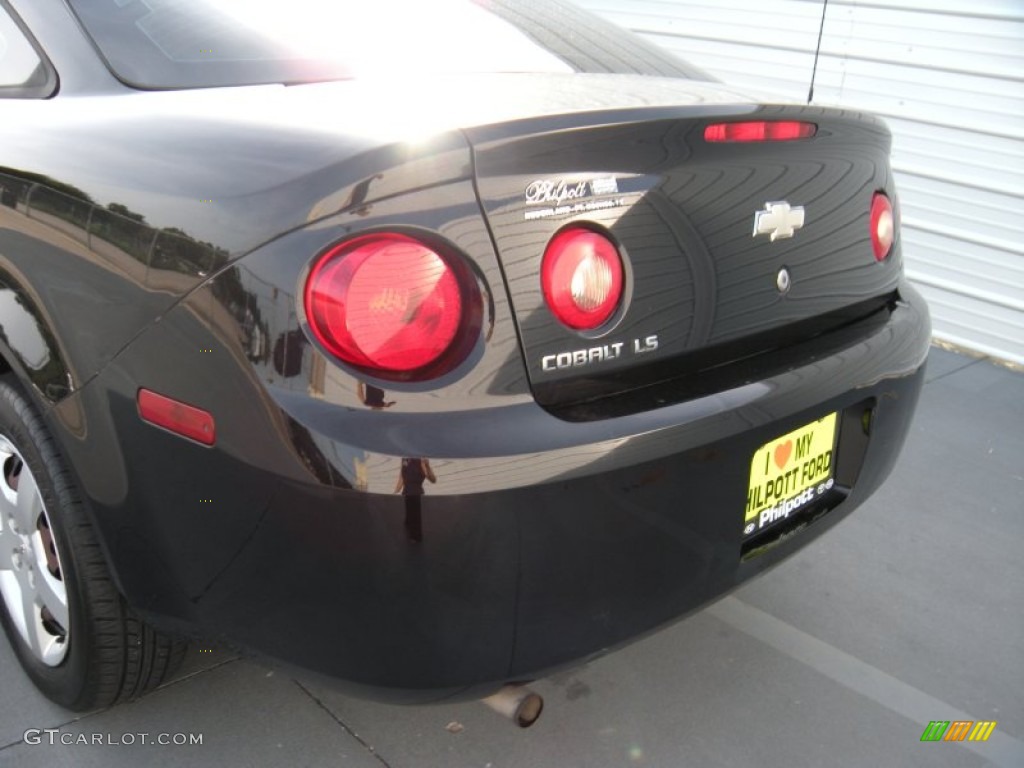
541 227 624 331
704 121 817 143
870 193 895 262
304 233 475 377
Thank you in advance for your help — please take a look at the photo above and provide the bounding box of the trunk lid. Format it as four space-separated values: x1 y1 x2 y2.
466 103 901 412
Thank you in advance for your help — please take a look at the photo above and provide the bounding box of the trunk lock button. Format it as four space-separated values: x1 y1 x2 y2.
777 267 792 294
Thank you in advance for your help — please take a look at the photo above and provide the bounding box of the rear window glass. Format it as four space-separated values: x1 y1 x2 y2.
67 0 576 89
0 4 56 97
67 0 707 89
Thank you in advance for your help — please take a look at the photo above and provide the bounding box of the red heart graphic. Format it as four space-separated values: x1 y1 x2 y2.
774 440 793 469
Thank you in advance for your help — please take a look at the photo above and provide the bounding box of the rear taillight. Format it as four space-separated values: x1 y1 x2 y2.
541 226 624 331
704 121 817 142
870 193 895 261
304 233 475 377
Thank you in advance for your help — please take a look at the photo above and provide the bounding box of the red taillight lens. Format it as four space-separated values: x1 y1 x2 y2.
137 389 215 446
704 121 817 142
304 233 468 374
870 192 895 261
541 226 624 331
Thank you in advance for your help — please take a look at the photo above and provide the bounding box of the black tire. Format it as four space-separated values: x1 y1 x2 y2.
0 373 186 711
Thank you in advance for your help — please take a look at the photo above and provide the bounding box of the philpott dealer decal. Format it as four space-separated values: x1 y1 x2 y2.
523 177 629 221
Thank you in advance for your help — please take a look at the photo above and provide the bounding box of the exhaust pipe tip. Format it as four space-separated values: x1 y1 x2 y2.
481 685 544 728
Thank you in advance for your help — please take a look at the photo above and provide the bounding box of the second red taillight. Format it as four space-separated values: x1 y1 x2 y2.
541 226 624 331
304 233 474 377
870 193 895 261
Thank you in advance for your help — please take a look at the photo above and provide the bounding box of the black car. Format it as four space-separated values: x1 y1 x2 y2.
0 0 929 716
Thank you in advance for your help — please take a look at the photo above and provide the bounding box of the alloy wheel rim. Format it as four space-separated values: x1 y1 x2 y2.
0 435 69 666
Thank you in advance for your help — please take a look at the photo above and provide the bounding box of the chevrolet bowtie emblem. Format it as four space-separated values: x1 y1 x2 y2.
753 201 805 241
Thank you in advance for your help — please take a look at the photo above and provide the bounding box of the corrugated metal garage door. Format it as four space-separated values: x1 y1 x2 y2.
574 0 1024 365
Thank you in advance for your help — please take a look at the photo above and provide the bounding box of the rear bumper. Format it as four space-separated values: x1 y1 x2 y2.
172 284 928 701
64 280 929 703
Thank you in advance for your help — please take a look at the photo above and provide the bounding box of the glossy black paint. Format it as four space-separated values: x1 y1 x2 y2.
58 275 926 701
2 0 930 702
469 106 902 405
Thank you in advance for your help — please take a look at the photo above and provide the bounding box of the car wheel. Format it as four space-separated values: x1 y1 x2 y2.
0 373 186 711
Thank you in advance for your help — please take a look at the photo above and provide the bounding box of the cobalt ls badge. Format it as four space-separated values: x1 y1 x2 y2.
753 201 805 241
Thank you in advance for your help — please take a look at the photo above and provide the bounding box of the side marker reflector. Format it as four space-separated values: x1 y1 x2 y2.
137 389 216 446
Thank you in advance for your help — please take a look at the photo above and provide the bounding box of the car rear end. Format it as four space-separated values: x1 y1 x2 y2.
34 0 930 703
87 96 927 701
